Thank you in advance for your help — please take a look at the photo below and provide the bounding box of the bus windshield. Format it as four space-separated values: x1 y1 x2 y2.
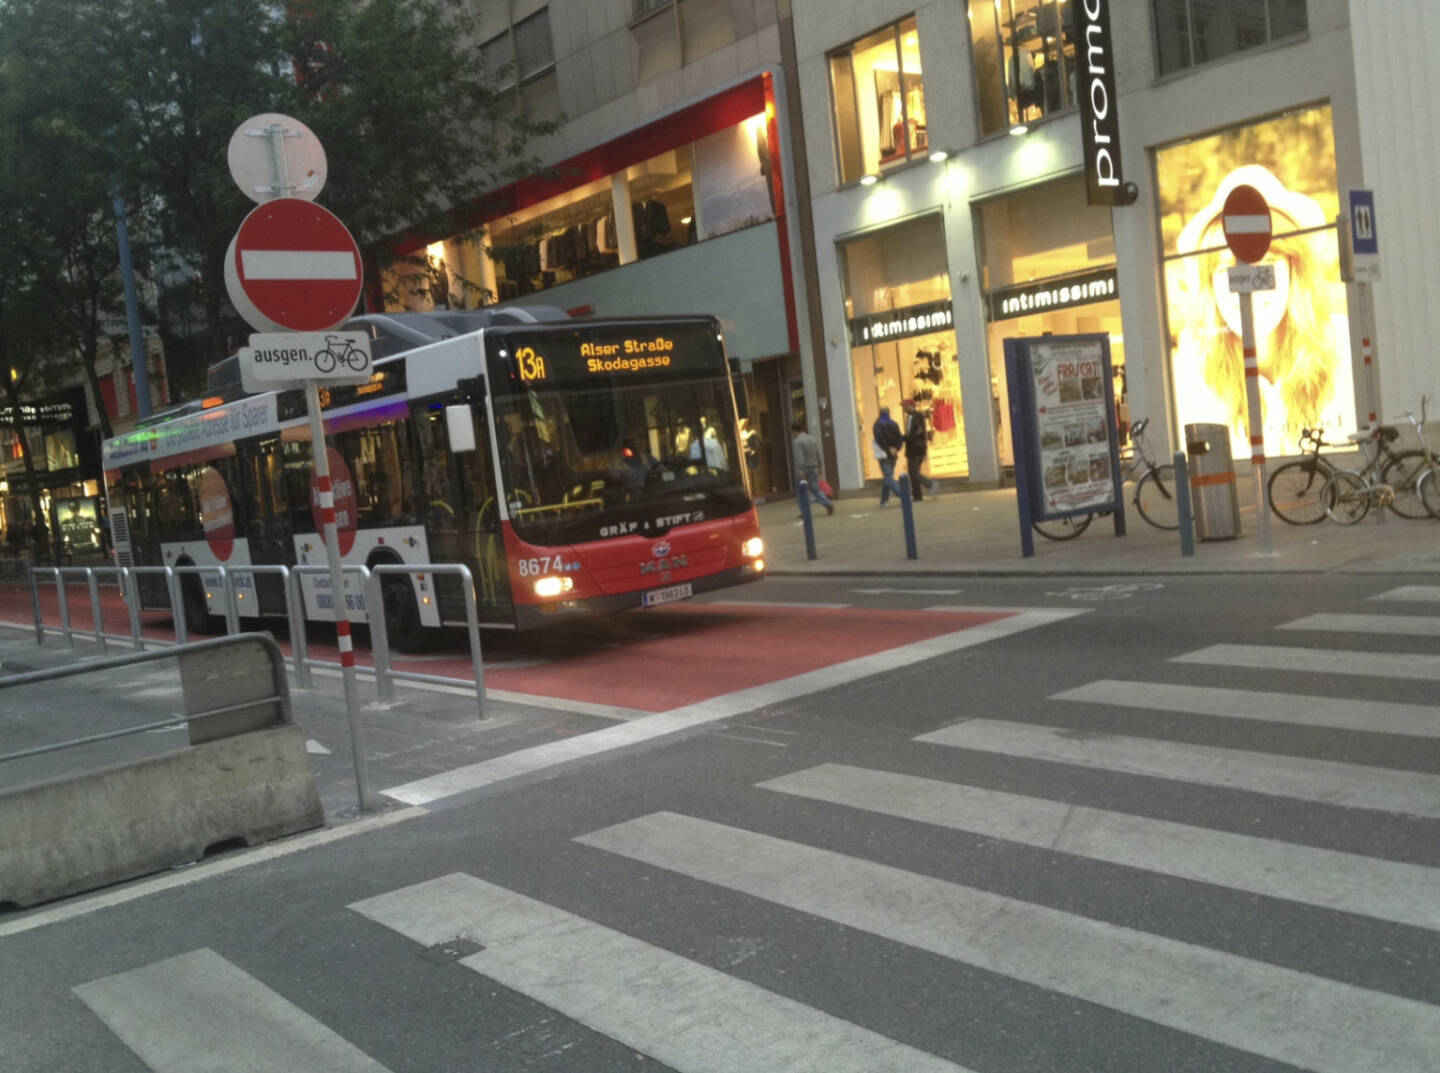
487 320 751 545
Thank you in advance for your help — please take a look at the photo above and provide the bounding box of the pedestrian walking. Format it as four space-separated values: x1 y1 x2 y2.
791 420 834 516
902 399 929 502
872 406 905 506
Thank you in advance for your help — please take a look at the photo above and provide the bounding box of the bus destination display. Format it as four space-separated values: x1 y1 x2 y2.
492 321 721 392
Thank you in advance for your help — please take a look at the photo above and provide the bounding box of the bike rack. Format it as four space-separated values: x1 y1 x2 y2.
367 563 485 718
287 563 371 687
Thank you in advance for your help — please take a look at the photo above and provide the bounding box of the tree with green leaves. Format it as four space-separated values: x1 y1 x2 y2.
1 0 554 403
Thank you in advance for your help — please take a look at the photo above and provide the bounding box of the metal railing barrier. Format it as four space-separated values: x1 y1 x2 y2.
367 563 486 718
0 634 292 768
170 564 240 642
218 564 308 688
287 563 371 685
26 566 107 651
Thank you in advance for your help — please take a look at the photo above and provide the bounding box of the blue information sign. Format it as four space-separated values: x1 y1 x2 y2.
1349 189 1378 257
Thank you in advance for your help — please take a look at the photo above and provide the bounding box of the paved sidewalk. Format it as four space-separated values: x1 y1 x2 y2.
759 478 1440 577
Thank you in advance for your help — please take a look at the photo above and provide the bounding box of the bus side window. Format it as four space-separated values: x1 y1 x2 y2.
282 440 315 534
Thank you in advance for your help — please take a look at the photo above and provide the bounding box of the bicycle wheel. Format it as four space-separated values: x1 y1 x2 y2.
1033 514 1093 540
314 347 337 374
1419 465 1440 519
1322 470 1370 524
1267 459 1331 524
1134 464 1180 530
1380 450 1439 519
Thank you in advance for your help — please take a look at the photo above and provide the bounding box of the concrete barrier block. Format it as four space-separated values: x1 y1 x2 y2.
0 724 323 909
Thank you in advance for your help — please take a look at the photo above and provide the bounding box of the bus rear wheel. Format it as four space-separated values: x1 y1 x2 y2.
380 574 428 654
179 571 223 636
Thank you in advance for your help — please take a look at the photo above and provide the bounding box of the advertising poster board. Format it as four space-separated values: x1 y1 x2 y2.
1005 333 1124 557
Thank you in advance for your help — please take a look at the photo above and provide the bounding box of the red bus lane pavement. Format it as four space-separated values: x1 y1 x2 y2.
1 580 1014 713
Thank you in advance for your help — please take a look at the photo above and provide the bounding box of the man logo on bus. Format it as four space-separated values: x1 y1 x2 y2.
652 541 671 557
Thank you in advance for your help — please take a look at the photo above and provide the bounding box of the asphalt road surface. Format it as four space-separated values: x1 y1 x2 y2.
4 572 1440 1072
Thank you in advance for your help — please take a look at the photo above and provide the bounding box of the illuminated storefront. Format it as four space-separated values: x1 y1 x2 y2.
977 173 1124 469
839 214 968 480
1157 105 1354 458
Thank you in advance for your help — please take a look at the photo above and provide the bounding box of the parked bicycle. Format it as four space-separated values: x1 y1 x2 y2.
1320 425 1401 524
1376 397 1438 520
1269 400 1437 524
1032 418 1180 540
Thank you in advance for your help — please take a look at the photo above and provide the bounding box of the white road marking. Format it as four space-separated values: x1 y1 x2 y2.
381 609 1085 806
1370 585 1440 602
1279 613 1440 637
0 808 426 940
1053 679 1440 738
849 587 964 595
760 763 1440 930
74 948 392 1072
705 599 852 609
917 719 1440 818
1174 643 1440 681
578 812 1440 1073
351 873 974 1073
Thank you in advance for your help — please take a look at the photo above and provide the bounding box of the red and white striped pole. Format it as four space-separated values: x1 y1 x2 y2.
1237 290 1274 555
307 379 371 809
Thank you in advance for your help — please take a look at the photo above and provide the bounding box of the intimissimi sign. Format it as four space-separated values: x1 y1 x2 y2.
988 269 1118 322
1079 0 1136 206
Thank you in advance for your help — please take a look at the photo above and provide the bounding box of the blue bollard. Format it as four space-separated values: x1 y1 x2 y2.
1173 451 1195 558
797 480 817 561
898 480 918 559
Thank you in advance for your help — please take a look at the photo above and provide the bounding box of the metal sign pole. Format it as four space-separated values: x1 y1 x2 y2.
306 380 371 811
1238 291 1273 555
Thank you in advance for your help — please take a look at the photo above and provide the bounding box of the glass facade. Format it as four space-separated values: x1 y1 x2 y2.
967 0 1079 136
977 173 1122 468
388 107 775 309
828 17 928 184
840 215 966 479
1154 0 1309 76
1156 104 1352 458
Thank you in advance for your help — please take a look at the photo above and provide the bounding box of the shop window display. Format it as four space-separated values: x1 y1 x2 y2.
828 17 927 185
840 216 966 480
967 0 1078 137
1157 105 1352 458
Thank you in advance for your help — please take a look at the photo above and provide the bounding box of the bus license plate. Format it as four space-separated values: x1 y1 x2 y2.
642 582 693 608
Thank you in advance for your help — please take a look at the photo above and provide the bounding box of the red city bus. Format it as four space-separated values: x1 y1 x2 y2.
102 311 765 647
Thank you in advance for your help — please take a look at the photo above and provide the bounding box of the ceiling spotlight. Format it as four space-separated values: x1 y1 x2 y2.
859 173 879 186
1009 123 1030 137
929 148 950 163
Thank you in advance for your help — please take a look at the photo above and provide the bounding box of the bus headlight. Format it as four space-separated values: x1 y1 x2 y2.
741 537 764 558
533 575 574 598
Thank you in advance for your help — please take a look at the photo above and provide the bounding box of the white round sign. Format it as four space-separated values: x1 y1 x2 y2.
227 112 327 204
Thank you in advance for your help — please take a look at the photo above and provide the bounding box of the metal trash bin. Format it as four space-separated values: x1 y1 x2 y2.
1185 422 1241 540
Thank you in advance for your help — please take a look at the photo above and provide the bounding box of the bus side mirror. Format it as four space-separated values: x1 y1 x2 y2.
445 405 477 453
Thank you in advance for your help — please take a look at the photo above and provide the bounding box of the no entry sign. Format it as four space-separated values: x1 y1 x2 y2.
1222 184 1272 265
224 198 363 332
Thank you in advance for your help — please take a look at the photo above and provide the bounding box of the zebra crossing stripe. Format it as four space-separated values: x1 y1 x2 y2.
578 812 1440 1073
759 763 1440 931
1369 585 1440 602
917 719 1440 818
351 873 974 1073
1279 612 1440 636
1173 643 1440 681
73 948 393 1073
1053 679 1440 738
